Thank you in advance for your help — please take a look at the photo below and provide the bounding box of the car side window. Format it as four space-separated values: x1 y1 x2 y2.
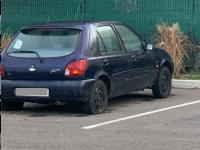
97 26 123 54
97 33 107 54
115 25 143 52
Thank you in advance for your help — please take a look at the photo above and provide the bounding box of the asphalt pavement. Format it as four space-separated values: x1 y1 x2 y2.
1 88 200 150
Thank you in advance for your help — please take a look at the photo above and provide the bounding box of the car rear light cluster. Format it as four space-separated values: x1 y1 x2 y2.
1 64 5 76
64 59 86 76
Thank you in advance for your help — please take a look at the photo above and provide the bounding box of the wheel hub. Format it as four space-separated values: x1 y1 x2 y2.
161 73 169 92
94 87 104 112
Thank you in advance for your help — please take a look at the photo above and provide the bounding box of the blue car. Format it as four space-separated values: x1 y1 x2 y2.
1 21 174 114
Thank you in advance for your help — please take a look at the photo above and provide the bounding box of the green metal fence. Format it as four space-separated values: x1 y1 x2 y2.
1 0 200 42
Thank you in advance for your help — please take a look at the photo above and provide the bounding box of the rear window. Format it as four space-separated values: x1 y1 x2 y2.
6 28 81 58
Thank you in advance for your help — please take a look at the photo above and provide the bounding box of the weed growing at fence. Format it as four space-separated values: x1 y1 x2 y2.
155 22 195 78
195 47 200 71
1 29 13 52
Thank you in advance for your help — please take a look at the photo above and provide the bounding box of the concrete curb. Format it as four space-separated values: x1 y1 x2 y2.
172 79 200 89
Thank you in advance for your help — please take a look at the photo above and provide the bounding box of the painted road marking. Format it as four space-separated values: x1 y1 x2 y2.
82 100 200 129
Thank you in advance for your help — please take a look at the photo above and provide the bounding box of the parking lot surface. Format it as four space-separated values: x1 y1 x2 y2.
1 88 200 150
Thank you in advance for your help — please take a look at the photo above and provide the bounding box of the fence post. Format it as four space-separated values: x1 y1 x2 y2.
82 0 86 20
75 0 82 20
190 0 195 35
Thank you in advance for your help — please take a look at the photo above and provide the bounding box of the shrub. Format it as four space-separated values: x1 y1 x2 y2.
1 29 13 52
155 22 194 78
195 47 200 71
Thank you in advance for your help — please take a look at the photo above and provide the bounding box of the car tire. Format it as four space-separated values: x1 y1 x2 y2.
152 67 172 98
1 101 24 111
84 80 108 114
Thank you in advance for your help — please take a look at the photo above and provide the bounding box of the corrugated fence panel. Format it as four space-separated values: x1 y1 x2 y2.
1 0 200 42
84 0 196 42
193 0 200 38
1 0 81 33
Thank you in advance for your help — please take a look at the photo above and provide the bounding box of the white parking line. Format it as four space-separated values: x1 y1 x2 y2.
82 100 200 129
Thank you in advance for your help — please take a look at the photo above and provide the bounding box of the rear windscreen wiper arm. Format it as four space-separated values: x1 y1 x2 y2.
7 50 43 63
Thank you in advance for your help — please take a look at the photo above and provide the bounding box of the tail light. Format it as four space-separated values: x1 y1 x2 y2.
1 64 5 76
64 59 86 76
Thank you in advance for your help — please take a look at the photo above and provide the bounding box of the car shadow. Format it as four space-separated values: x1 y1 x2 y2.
2 91 157 117
3 103 90 117
108 91 155 106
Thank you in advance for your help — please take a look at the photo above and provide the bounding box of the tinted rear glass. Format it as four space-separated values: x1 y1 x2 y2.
97 26 123 54
6 28 81 58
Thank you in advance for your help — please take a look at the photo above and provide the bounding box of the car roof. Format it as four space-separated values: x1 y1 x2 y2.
22 20 123 28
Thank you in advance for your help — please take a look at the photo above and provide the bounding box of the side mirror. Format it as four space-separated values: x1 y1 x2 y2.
146 44 153 51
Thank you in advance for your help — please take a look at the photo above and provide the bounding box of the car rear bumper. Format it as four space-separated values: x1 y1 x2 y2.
1 79 96 103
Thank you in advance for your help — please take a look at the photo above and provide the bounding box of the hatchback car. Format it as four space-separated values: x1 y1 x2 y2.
1 20 174 114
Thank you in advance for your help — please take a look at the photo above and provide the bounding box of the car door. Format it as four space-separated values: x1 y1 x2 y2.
96 25 130 96
114 25 157 91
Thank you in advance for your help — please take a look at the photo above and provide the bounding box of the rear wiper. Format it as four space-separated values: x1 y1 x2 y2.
7 50 43 63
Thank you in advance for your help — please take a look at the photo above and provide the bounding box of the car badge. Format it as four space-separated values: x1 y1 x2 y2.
50 69 60 73
29 65 36 72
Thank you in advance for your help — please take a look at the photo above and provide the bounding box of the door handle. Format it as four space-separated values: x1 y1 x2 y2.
103 59 109 65
132 55 137 61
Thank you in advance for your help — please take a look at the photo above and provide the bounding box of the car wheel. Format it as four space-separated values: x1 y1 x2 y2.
152 67 172 98
1 101 24 111
84 80 108 114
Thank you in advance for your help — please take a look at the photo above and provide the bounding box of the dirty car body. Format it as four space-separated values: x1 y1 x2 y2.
1 21 174 114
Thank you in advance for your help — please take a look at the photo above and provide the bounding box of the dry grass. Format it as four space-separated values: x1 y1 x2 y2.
195 47 200 71
1 29 13 52
155 22 195 78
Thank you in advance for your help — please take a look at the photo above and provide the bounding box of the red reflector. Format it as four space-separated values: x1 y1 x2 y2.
1 64 5 76
65 59 86 76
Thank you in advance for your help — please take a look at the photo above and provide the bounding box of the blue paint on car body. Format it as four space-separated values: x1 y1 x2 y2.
1 20 174 109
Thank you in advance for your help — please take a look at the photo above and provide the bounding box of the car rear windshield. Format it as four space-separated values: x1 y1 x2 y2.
6 28 81 58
